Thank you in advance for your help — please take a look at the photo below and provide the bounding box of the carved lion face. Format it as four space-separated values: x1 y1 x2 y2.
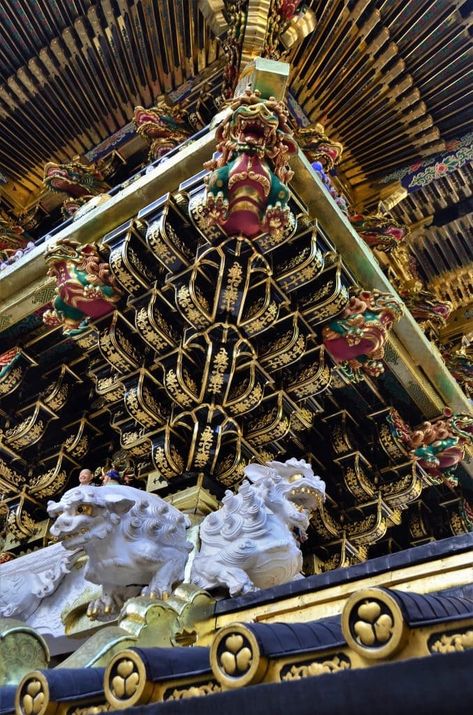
48 486 134 550
245 458 325 513
231 102 280 152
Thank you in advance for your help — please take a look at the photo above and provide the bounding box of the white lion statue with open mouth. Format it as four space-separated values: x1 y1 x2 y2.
191 458 325 596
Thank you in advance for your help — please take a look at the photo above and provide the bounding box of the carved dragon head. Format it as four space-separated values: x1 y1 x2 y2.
134 101 190 140
44 238 84 267
297 123 343 171
43 160 108 198
349 213 408 253
134 100 191 160
0 216 27 259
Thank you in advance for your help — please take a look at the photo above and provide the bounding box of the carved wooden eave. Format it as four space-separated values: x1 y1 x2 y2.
1 136 470 424
0 1 470 217
0 1 221 207
0 128 218 321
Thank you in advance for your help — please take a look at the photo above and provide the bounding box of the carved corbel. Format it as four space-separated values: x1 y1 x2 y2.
6 496 38 542
123 369 169 428
131 289 180 354
140 194 198 273
273 225 324 292
334 451 377 503
1 401 57 452
297 253 350 325
245 392 291 447
0 347 36 397
346 495 402 545
285 345 331 400
98 312 146 374
106 220 160 296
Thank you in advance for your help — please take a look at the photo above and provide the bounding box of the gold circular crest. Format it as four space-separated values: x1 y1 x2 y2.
341 587 408 660
104 649 152 708
210 623 267 688
15 672 51 715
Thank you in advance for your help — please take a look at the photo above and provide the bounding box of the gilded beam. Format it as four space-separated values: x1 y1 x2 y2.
290 150 473 419
208 549 473 641
0 129 218 325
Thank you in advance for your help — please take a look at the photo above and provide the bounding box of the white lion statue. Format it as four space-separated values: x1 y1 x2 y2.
48 484 192 618
191 458 325 596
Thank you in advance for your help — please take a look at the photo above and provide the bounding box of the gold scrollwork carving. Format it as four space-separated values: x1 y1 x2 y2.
246 395 291 446
98 313 142 373
134 293 177 354
275 228 324 293
208 347 230 394
165 682 221 700
429 629 473 654
107 223 155 295
194 426 214 468
29 468 67 500
380 468 423 509
124 371 167 428
281 654 351 680
7 501 37 541
244 300 278 336
336 452 376 502
69 706 110 715
176 285 211 329
299 256 349 326
152 430 185 479
222 262 243 313
286 347 331 400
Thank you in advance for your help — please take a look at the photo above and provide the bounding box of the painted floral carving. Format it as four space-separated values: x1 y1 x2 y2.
201 88 297 241
322 288 403 378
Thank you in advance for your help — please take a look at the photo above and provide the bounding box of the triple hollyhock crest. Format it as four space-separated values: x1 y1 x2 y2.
200 87 297 242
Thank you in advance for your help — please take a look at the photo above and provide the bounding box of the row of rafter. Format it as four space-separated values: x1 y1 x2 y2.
0 0 219 203
288 0 472 195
